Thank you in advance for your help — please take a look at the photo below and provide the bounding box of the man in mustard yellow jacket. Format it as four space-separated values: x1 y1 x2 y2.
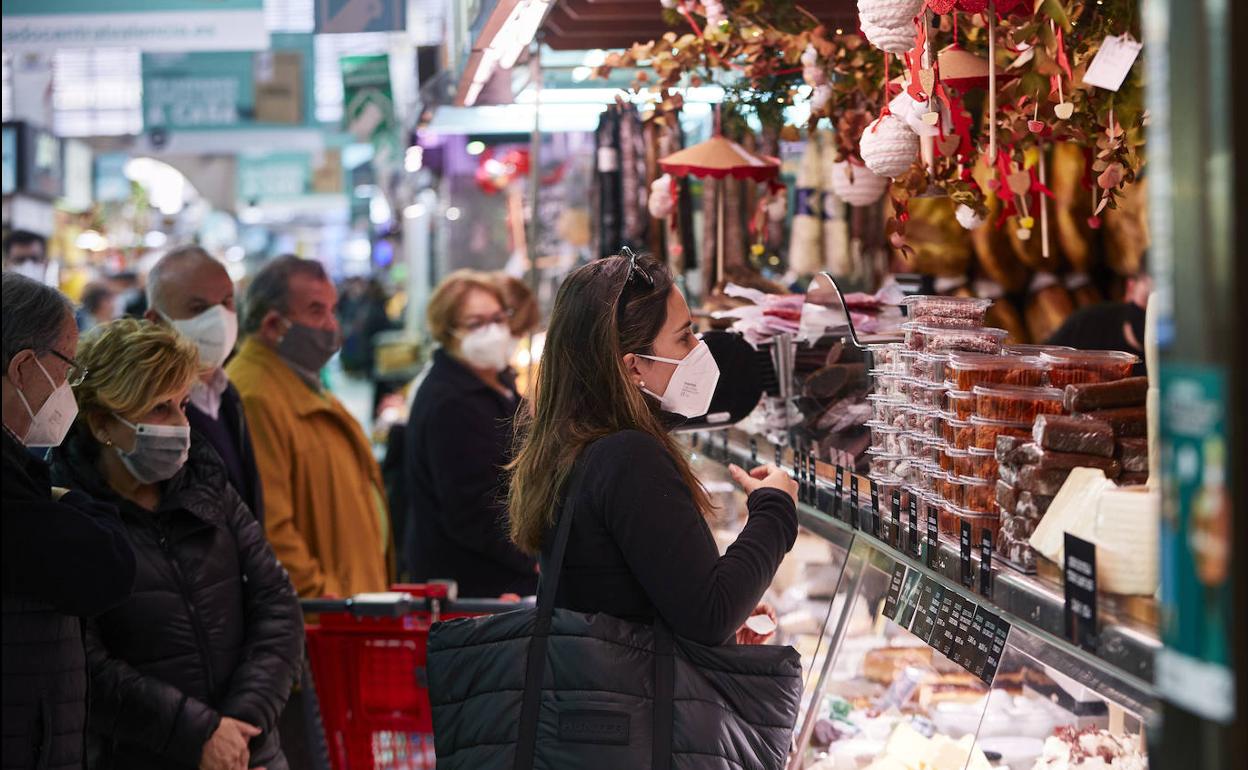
227 255 390 597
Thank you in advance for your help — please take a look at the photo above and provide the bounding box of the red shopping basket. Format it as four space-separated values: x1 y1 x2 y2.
302 582 527 770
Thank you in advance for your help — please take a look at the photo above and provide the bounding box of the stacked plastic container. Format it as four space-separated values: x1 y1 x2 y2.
864 294 1141 572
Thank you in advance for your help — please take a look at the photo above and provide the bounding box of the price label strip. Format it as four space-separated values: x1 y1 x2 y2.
909 494 920 557
849 475 860 530
832 466 844 519
881 562 908 620
870 480 881 538
890 490 901 549
926 504 938 567
1064 533 1099 651
909 578 943 643
979 530 993 597
929 590 960 658
952 597 978 670
960 520 974 588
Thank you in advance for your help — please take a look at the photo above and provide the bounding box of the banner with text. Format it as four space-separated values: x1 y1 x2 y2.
3 0 268 52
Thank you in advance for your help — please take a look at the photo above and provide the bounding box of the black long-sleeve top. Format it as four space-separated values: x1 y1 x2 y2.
542 430 798 647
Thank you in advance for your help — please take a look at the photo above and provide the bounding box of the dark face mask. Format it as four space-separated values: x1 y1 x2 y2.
277 318 342 375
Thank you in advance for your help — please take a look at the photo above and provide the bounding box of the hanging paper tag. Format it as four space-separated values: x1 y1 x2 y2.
1081 35 1143 92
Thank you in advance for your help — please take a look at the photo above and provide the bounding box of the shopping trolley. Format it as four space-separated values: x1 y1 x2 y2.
301 581 530 770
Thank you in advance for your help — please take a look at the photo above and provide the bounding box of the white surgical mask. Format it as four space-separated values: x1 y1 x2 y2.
11 261 49 284
15 358 78 448
458 323 516 372
165 305 238 370
638 339 720 419
113 415 191 484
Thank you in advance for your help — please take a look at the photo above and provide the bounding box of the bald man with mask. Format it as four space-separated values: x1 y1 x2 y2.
146 245 264 524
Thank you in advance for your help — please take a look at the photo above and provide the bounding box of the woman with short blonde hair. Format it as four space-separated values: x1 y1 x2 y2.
50 318 302 770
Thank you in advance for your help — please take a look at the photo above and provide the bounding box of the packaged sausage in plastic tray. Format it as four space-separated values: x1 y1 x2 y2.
973 383 1065 422
1074 406 1148 438
944 388 976 420
962 476 995 514
940 446 973 476
866 342 908 374
1041 349 1139 387
971 416 1034 450
868 369 906 398
968 446 998 481
943 415 976 450
1002 441 1122 478
1032 414 1116 458
1003 343 1074 357
1063 376 1148 412
903 323 1009 354
908 379 947 409
1117 437 1149 473
947 352 1048 390
866 421 904 454
911 352 952 383
917 433 945 465
900 295 993 325
867 448 902 479
868 393 906 425
943 504 1001 544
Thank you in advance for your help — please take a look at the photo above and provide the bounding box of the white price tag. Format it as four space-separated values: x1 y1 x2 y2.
1081 35 1143 92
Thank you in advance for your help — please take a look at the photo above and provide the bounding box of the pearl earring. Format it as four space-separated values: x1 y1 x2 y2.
639 380 646 388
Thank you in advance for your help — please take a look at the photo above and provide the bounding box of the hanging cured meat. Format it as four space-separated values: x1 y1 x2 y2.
1025 272 1076 343
1050 141 1099 273
1104 176 1149 276
893 196 972 276
618 102 649 250
592 107 622 258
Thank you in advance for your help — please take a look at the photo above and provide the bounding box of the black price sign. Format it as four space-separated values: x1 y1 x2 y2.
926 506 938 566
982 611 1012 685
1064 533 1098 651
979 531 994 597
870 480 881 537
890 491 901 548
849 475 860 529
775 442 783 469
882 562 908 620
832 466 844 518
808 449 818 505
909 579 943 643
960 521 974 588
909 495 920 557
929 590 960 657
951 598 978 669
750 438 758 465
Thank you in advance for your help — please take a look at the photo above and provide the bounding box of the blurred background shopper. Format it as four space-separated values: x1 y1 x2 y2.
404 269 537 597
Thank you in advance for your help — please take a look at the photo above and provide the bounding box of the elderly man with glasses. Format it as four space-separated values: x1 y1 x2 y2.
1 272 136 770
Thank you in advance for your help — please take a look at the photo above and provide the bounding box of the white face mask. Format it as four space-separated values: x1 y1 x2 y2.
638 339 721 419
113 415 191 484
165 305 238 370
11 261 49 284
15 358 79 448
458 323 516 372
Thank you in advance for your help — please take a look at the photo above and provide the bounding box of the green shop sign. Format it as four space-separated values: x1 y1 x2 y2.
142 34 316 131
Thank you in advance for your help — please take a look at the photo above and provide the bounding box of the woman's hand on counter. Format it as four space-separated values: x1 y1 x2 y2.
729 463 798 506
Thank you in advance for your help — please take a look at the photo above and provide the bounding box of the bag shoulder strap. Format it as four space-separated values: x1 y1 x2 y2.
514 459 589 769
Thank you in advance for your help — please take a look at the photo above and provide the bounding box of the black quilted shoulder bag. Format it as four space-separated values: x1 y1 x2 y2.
426 466 803 770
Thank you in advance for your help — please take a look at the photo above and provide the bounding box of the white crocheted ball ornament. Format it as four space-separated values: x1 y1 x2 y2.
829 161 889 207
647 174 676 219
955 204 986 230
858 0 924 53
859 115 920 178
888 91 940 137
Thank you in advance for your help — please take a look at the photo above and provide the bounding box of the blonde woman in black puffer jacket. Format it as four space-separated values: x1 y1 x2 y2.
49 319 301 770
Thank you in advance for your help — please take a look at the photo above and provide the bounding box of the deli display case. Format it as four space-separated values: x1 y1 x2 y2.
684 272 1161 770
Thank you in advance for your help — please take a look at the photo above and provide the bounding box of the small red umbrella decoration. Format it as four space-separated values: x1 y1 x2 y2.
659 136 780 286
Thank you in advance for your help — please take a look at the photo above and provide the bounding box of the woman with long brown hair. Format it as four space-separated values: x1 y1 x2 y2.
508 252 797 646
